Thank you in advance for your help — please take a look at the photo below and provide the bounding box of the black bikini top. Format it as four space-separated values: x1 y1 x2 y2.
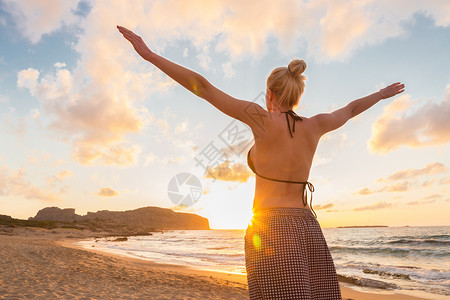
247 110 317 218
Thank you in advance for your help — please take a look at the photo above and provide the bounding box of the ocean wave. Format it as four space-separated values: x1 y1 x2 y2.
337 263 450 286
426 234 450 239
387 238 450 245
397 265 420 269
166 251 244 260
389 233 450 239
329 245 449 257
80 227 450 298
363 268 411 280
337 274 397 289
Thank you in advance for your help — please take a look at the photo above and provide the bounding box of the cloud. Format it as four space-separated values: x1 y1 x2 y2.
196 53 212 71
13 2 182 166
54 62 66 69
354 201 392 211
314 132 349 167
17 68 40 91
439 176 450 185
74 143 142 166
151 108 201 164
220 0 449 60
423 194 442 200
378 181 409 192
162 156 185 164
47 170 74 186
378 162 448 182
369 88 450 154
421 179 436 187
170 204 200 214
318 1 371 58
312 154 332 167
17 63 146 165
1 0 81 43
170 204 190 211
355 162 449 196
55 170 73 181
2 114 27 136
8 1 450 166
355 187 375 195
0 164 59 202
313 203 334 210
407 198 437 206
317 1 450 60
164 119 197 152
218 137 254 159
27 151 50 166
2 107 43 137
205 160 253 182
98 187 119 197
222 62 236 79
175 120 189 135
321 132 348 146
355 182 409 195
6 1 450 61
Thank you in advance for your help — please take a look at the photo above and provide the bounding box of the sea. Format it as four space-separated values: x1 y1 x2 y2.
78 226 450 299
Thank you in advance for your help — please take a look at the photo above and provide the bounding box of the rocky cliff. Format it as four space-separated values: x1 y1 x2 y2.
32 207 82 222
29 206 210 232
0 214 13 221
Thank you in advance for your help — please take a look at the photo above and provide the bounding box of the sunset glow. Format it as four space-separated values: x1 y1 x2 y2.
0 1 449 229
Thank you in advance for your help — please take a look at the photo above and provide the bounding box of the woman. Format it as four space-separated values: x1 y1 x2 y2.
117 25 404 299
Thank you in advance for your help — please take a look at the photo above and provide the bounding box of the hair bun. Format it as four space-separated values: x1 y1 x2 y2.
288 59 306 76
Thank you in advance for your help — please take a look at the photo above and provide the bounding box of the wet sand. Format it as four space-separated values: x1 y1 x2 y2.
0 227 429 299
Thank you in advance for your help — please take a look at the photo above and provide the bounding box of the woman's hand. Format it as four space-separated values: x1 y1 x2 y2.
117 25 153 61
379 82 405 99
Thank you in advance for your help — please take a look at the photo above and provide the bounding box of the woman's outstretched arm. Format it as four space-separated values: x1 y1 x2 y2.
311 83 405 136
117 25 269 134
117 26 208 97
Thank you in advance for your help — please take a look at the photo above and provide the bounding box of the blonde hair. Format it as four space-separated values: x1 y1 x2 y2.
266 59 306 109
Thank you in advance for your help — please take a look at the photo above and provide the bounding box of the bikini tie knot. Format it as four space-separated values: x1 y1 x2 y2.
286 110 303 121
282 110 303 138
302 182 316 218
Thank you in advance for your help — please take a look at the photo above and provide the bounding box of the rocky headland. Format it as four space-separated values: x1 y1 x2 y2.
1 206 209 237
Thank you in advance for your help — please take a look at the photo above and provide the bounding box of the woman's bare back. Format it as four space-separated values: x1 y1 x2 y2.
250 111 321 211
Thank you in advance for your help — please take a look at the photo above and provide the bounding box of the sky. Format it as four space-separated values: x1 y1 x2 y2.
0 0 449 229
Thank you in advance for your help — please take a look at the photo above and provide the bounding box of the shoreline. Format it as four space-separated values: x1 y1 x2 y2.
71 236 434 300
0 227 437 299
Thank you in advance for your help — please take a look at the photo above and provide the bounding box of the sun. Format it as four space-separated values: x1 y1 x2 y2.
194 181 255 229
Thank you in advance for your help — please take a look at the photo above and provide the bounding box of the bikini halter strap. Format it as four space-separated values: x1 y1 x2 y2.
281 110 303 138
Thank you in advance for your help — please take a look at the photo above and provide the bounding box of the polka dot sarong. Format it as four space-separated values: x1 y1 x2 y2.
245 207 341 300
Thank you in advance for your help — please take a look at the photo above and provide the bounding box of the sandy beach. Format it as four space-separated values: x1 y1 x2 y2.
0 227 430 300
